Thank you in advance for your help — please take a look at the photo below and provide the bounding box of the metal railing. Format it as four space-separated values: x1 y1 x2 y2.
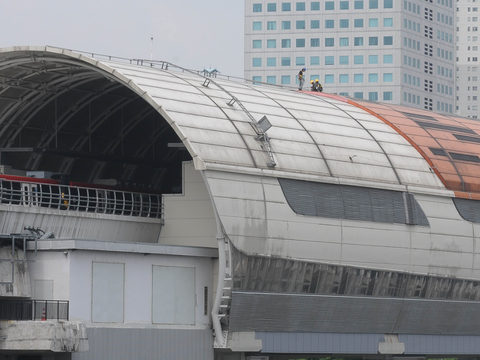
0 300 69 321
0 179 163 219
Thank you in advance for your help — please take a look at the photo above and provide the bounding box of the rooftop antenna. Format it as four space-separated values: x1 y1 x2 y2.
150 36 153 61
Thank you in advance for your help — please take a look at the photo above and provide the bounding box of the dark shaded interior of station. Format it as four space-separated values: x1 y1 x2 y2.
0 58 190 194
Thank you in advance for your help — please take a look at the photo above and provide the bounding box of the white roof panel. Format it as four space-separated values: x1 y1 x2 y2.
99 59 448 190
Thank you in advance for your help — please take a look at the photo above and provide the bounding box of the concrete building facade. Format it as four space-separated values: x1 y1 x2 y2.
455 0 480 118
244 0 456 114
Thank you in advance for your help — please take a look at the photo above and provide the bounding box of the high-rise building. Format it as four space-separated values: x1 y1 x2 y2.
455 0 480 118
244 0 455 113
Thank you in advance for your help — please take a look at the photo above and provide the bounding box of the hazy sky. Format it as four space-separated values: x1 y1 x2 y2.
0 0 245 77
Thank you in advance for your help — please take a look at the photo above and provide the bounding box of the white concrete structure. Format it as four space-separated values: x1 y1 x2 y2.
1 47 480 359
244 0 456 114
455 0 480 118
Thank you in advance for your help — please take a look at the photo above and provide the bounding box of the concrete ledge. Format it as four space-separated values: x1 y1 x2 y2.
0 320 88 352
28 239 218 258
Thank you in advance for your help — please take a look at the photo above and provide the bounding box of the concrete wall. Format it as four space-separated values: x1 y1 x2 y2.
159 161 217 248
67 249 213 328
0 206 161 243
0 248 31 297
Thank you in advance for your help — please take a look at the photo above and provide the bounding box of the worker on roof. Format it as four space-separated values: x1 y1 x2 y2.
314 79 323 93
310 80 316 91
298 67 306 91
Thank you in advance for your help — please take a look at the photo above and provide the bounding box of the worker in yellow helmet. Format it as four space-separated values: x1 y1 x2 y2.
315 79 323 93
310 80 316 91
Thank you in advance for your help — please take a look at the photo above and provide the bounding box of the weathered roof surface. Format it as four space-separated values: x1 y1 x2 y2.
101 59 444 189
0 46 477 195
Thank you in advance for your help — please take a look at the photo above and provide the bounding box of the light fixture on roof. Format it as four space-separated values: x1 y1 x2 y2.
257 116 272 133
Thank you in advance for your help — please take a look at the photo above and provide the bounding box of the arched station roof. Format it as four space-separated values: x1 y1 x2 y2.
0 46 477 197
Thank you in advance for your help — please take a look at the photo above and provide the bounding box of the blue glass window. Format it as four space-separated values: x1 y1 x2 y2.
354 74 364 82
311 56 320 65
267 76 276 84
253 58 262 67
369 55 378 64
339 56 349 65
384 18 393 27
354 37 364 46
369 37 378 45
253 40 262 48
311 38 320 47
311 20 320 28
325 20 334 28
267 39 277 48
354 19 364 27
354 92 363 99
296 57 306 66
325 1 334 9
383 54 393 63
325 74 334 83
369 18 378 27
282 39 291 48
267 3 277 11
369 0 378 8
296 2 306 10
340 19 349 28
354 55 363 64
267 57 276 66
325 38 334 46
369 92 378 101
253 3 262 12
340 1 349 9
384 0 393 8
369 73 379 82
384 36 393 45
311 1 320 10
339 37 349 46
281 75 291 84
267 21 277 30
282 2 291 11
296 20 306 29
383 91 393 100
296 39 306 47
252 76 262 84
383 73 393 82
354 0 364 8
339 74 349 83
325 56 334 65
253 22 262 30
282 21 291 29
281 57 291 66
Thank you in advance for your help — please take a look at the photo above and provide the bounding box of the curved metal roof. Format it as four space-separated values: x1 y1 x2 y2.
0 46 477 196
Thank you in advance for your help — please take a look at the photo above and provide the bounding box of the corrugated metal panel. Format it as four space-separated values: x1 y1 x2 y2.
400 334 480 354
256 332 384 354
453 197 480 222
72 328 213 360
278 178 429 226
256 332 480 355
229 291 480 335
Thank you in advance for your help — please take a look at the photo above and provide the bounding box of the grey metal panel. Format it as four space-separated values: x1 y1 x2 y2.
72 327 213 360
230 291 402 333
229 291 480 335
256 331 383 354
256 332 480 355
278 178 429 226
400 334 480 355
453 197 480 223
